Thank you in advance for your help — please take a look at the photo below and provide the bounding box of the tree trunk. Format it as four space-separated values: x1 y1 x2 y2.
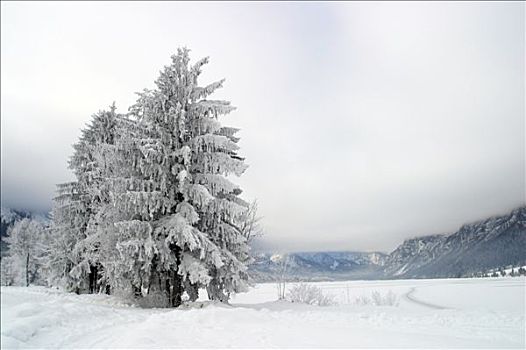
184 279 199 302
172 270 183 307
169 245 183 307
88 265 97 294
132 284 142 298
206 275 228 303
25 252 30 287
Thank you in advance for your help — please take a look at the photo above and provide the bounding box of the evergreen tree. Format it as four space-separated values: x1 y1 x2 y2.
68 105 122 294
2 218 44 286
45 105 128 294
45 49 252 306
110 48 251 306
44 182 88 291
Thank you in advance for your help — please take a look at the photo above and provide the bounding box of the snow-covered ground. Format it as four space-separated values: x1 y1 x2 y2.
1 277 524 348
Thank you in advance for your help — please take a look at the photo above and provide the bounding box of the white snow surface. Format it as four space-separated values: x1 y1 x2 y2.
1 277 525 348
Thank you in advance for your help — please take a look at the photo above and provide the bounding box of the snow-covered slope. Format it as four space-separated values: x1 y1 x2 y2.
384 207 526 278
2 277 524 348
384 234 446 277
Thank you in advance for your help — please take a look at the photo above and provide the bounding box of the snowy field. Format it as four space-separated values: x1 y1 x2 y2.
1 277 524 349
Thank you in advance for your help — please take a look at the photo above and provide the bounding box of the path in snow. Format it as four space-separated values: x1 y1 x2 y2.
404 287 449 310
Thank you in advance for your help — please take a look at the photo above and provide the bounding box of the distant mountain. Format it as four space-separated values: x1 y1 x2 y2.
383 234 447 277
384 207 526 278
250 207 526 282
249 251 388 282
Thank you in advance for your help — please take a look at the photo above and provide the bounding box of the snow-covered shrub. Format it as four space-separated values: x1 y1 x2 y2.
372 290 398 306
271 254 289 300
353 294 371 306
287 283 336 306
353 290 399 306
385 290 399 306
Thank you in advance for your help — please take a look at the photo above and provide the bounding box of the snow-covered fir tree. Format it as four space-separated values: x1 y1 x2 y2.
108 48 251 306
45 106 124 293
44 181 88 290
45 49 252 306
67 105 122 294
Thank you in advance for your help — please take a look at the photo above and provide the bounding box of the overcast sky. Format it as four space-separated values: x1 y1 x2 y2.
1 2 524 252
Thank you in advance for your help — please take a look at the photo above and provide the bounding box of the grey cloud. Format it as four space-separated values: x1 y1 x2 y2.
1 2 524 252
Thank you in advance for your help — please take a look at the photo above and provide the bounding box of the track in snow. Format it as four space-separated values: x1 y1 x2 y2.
404 287 449 310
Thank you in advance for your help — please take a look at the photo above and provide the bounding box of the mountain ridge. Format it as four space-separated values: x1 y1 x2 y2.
250 206 526 281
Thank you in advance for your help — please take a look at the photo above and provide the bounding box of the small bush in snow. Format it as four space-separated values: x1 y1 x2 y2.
353 294 371 306
287 283 336 306
354 290 399 307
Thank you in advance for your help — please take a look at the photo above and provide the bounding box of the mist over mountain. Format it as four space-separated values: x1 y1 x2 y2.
250 207 526 281
250 251 388 282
